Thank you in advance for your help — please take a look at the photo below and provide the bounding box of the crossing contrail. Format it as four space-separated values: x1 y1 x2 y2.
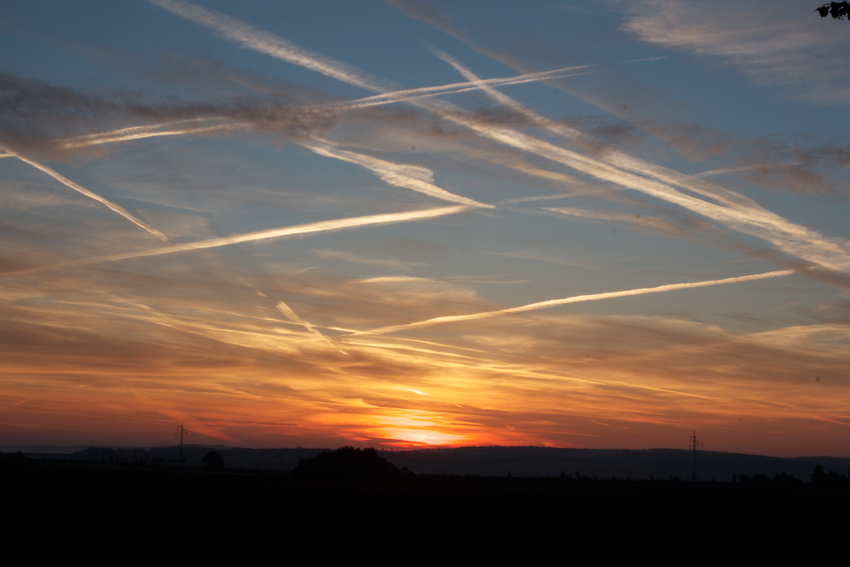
344 66 597 109
149 0 850 274
426 50 850 273
276 300 348 355
50 66 592 152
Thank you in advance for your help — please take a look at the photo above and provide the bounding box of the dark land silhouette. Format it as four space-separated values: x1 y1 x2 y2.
4 448 849 562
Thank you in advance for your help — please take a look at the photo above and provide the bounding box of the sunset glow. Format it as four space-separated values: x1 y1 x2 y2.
2 0 850 457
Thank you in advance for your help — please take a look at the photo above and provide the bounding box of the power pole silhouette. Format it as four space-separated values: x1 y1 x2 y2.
176 422 189 465
689 431 699 481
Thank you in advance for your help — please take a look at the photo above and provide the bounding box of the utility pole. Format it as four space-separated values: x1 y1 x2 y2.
176 422 189 465
689 430 699 481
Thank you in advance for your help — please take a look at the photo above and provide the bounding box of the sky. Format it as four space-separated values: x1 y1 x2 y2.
2 0 850 457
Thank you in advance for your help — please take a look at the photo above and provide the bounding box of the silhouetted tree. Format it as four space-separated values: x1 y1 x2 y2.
202 451 224 471
810 464 827 485
816 2 850 20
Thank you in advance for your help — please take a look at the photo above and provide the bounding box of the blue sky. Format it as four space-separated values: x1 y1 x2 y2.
1 0 849 456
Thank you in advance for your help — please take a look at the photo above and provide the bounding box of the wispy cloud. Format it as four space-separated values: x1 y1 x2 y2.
302 138 493 208
313 250 413 269
619 0 850 104
353 276 433 284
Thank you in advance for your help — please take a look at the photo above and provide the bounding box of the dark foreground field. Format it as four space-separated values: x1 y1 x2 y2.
6 457 847 561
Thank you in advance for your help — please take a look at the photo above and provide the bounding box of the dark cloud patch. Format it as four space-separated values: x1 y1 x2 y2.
0 72 337 157
382 0 452 27
732 135 850 195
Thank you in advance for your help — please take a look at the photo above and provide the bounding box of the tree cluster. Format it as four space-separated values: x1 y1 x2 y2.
292 446 412 482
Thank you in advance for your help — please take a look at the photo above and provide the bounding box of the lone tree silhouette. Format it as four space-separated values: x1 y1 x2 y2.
202 451 224 471
816 2 850 20
292 446 410 482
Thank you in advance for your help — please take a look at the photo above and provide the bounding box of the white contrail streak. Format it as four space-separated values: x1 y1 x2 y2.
5 149 168 241
7 205 469 274
301 140 493 208
276 300 348 355
56 118 251 149
355 270 794 336
147 0 388 93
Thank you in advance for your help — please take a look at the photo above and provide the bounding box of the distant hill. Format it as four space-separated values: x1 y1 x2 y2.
25 445 850 481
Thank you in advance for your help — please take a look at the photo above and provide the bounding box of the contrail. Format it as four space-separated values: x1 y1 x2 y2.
5 149 168 241
431 47 757 210
147 0 388 93
546 206 682 233
6 205 469 275
150 1 850 274
425 52 850 273
695 163 802 177
355 270 794 336
276 300 348 355
301 139 493 208
56 118 251 149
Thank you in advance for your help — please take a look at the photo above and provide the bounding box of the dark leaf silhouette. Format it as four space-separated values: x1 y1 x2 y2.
815 2 850 20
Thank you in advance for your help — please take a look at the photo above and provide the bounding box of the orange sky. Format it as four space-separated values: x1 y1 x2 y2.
2 0 850 457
